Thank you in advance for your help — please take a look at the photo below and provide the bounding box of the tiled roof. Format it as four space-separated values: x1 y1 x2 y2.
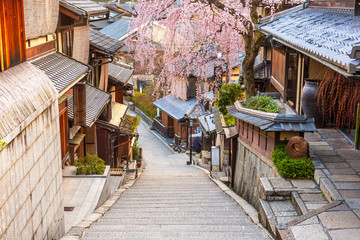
118 2 136 14
100 18 131 40
60 0 87 17
153 95 206 120
108 63 133 86
65 0 109 16
31 52 89 95
198 114 216 133
0 62 57 140
68 84 111 127
90 28 125 54
227 105 316 132
260 7 360 74
90 19 113 30
259 4 305 24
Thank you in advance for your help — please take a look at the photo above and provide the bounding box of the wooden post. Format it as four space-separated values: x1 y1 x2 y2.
355 103 360 149
74 82 86 126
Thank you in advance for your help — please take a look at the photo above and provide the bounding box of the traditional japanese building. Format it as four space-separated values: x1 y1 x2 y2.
0 0 65 238
259 0 360 136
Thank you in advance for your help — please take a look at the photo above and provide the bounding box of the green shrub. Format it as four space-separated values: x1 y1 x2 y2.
132 116 141 134
214 83 243 126
75 154 106 175
126 91 157 119
271 143 314 179
243 95 281 113
132 139 140 161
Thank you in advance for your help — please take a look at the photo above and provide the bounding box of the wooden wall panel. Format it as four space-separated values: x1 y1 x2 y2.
271 48 286 97
0 0 26 72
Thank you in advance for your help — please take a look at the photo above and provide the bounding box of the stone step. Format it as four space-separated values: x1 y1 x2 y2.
97 216 252 225
109 203 239 209
86 224 260 233
117 195 231 200
109 206 241 212
102 211 247 219
113 198 235 205
83 231 269 240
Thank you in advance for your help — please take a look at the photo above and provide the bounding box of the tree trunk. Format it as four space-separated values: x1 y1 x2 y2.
242 29 264 99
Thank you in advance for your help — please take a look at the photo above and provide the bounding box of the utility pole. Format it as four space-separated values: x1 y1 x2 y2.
189 119 193 165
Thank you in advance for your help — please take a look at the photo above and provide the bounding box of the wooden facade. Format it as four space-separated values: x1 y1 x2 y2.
59 96 69 162
0 0 26 72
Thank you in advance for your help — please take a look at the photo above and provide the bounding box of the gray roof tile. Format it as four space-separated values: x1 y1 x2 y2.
31 52 89 94
68 84 111 127
60 0 87 16
260 7 360 74
153 95 206 120
227 105 316 132
108 63 134 86
100 18 132 40
90 28 124 54
66 0 108 16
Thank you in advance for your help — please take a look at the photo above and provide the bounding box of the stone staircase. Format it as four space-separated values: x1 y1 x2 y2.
82 165 271 240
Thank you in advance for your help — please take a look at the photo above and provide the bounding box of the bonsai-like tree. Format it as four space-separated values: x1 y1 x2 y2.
130 0 300 99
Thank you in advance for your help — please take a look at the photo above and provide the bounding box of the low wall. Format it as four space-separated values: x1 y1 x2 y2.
134 106 153 127
62 166 111 232
233 138 280 210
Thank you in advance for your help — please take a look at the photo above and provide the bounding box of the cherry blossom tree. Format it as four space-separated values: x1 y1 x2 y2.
129 0 300 99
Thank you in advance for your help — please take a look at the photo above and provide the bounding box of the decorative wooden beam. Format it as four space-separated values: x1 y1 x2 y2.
74 82 86 126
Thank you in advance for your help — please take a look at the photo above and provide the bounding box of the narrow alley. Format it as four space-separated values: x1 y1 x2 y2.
81 121 271 239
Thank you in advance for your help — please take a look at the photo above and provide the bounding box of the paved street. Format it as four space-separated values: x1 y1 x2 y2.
82 121 270 239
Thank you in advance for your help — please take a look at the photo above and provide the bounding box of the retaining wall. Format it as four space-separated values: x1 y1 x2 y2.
233 138 280 210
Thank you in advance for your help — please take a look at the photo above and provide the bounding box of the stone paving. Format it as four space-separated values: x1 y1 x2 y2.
258 128 360 240
302 129 360 239
81 121 271 240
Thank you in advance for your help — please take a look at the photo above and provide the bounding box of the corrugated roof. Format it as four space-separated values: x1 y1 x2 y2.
108 63 133 86
0 62 57 140
66 0 109 16
153 95 206 120
68 84 111 127
60 0 87 17
100 18 131 40
109 101 128 127
260 7 360 74
31 52 89 95
227 105 316 132
90 28 125 54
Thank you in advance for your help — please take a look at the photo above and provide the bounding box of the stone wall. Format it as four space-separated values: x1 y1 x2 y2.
233 138 280 210
0 102 65 239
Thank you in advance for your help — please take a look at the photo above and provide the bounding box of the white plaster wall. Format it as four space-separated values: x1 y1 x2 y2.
0 101 65 239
